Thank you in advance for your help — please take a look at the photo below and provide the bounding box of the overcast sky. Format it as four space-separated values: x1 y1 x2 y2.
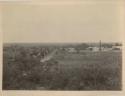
2 1 124 43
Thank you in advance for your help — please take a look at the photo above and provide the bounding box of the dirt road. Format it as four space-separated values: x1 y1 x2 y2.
40 49 57 63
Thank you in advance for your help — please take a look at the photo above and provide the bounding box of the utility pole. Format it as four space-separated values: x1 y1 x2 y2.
99 40 102 51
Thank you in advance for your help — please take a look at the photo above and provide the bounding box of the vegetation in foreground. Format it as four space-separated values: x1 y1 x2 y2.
3 44 122 90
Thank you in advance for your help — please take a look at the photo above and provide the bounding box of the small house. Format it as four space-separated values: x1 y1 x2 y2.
112 45 122 50
86 47 100 52
66 48 77 53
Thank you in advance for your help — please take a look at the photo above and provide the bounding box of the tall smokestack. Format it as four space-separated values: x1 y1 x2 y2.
99 40 102 51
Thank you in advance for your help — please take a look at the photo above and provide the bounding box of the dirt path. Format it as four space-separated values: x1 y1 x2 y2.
40 49 57 63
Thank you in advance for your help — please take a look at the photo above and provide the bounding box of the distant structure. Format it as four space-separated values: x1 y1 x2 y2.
112 44 122 50
99 40 102 51
86 47 99 52
87 40 102 52
66 48 77 53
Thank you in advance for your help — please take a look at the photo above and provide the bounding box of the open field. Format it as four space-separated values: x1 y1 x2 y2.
3 44 122 90
53 51 122 90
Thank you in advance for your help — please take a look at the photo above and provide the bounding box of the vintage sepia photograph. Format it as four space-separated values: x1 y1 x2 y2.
1 0 124 91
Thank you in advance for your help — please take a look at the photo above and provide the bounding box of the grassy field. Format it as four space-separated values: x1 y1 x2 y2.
52 51 122 90
3 45 122 90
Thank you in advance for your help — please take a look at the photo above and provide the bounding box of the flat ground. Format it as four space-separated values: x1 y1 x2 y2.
52 51 122 90
3 47 122 90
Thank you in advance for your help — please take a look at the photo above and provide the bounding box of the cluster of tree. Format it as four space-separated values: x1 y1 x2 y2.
75 43 89 50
